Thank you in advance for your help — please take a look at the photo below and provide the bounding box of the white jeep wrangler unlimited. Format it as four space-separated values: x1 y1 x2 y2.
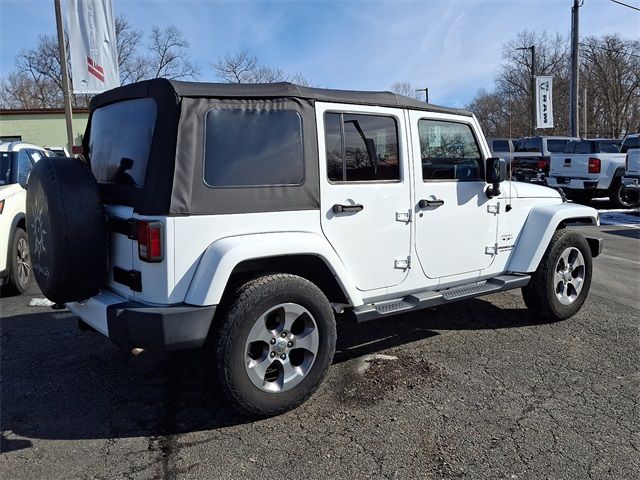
27 79 601 416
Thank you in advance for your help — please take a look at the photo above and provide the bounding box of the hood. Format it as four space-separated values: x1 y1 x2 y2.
0 183 23 200
510 181 562 199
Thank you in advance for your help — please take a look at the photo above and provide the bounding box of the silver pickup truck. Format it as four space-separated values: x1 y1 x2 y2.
547 138 638 208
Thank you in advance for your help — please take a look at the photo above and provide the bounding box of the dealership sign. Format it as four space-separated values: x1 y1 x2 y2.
67 0 119 94
535 76 554 129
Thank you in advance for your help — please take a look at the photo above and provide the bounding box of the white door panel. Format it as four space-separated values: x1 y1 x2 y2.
316 103 411 292
409 111 498 279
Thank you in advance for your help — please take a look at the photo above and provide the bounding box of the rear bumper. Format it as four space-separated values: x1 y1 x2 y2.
547 177 600 191
622 176 640 191
67 290 216 351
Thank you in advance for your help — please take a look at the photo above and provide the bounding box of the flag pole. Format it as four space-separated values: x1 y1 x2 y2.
54 0 75 152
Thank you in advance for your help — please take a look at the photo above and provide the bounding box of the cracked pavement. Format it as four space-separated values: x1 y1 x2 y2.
1 225 638 479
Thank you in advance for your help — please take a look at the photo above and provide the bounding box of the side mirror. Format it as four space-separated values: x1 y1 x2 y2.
485 157 507 198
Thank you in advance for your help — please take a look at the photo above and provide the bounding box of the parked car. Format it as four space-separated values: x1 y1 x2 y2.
26 79 601 416
511 136 578 184
621 133 640 195
0 141 49 293
547 138 638 208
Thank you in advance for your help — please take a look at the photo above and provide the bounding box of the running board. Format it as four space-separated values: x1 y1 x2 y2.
353 274 530 323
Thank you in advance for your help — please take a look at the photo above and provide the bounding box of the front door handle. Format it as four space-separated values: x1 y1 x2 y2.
418 198 445 208
332 203 364 214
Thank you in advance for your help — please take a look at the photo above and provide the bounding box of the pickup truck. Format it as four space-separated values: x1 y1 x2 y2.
547 138 638 208
511 136 577 184
621 134 640 194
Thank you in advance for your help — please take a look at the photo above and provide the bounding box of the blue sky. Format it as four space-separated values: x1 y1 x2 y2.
0 0 638 107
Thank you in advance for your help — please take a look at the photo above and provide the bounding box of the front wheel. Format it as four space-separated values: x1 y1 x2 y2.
7 228 32 294
522 229 592 321
216 274 336 417
609 177 640 209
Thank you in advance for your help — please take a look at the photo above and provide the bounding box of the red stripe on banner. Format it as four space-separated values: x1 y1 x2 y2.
87 65 105 82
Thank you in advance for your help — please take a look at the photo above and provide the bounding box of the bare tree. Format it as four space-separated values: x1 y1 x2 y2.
390 82 423 100
213 49 311 85
580 35 640 137
115 14 145 84
147 25 199 80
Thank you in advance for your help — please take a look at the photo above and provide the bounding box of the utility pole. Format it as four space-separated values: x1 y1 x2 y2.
583 87 587 138
415 87 429 103
54 0 74 151
570 0 581 137
517 46 536 136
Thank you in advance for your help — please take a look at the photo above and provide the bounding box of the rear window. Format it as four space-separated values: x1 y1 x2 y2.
204 109 304 187
621 136 639 153
492 140 510 152
574 141 592 154
546 139 569 153
89 98 157 187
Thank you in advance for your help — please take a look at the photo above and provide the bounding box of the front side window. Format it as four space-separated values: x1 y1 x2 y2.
324 112 399 182
204 109 304 187
418 119 482 181
89 97 157 187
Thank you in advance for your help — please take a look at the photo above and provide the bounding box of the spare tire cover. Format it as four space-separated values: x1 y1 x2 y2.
26 157 108 303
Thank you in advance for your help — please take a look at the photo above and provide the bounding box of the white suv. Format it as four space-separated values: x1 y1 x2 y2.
0 142 48 293
27 80 602 416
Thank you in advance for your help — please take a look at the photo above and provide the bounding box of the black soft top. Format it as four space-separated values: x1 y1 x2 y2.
90 78 472 117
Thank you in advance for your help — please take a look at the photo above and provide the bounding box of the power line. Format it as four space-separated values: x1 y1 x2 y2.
609 0 640 11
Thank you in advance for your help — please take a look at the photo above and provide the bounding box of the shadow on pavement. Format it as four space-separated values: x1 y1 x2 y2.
1 297 548 443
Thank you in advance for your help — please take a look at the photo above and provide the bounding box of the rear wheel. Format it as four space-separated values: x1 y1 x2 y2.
522 229 592 321
609 177 640 208
7 228 32 294
216 273 336 417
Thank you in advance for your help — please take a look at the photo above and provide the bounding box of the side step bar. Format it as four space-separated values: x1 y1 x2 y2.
353 274 530 323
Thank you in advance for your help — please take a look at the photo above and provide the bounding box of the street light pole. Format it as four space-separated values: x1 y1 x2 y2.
570 0 581 137
517 46 536 136
415 87 429 103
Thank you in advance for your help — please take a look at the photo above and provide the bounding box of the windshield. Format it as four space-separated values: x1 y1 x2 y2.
89 98 157 187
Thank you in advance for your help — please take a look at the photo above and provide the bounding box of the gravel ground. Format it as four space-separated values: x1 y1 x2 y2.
1 226 638 480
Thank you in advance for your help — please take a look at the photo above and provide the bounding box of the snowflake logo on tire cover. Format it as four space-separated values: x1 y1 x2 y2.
30 198 46 260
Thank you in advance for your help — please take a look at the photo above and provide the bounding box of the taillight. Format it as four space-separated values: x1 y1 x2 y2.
588 157 601 174
0 199 4 214
137 221 163 262
537 157 550 172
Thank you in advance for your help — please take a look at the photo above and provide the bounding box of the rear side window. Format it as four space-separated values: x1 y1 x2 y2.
324 112 400 182
204 109 304 187
492 140 510 152
418 119 482 181
597 141 620 153
89 98 157 187
0 152 10 185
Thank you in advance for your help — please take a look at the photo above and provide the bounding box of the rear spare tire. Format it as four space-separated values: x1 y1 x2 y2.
26 157 108 303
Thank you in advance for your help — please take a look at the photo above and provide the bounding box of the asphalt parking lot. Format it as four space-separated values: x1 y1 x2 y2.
1 215 639 479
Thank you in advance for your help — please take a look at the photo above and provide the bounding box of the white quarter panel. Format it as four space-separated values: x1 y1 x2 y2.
315 102 412 291
0 185 25 272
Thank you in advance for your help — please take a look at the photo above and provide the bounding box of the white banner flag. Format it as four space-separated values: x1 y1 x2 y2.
67 0 119 94
535 76 554 129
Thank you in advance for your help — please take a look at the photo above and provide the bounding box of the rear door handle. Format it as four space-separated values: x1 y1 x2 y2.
418 199 445 208
332 204 364 213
